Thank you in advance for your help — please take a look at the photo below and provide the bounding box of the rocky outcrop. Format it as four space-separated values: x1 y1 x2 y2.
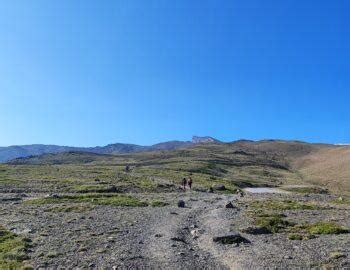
192 136 219 144
213 233 250 245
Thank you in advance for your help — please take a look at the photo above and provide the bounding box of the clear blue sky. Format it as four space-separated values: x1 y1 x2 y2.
1 1 349 146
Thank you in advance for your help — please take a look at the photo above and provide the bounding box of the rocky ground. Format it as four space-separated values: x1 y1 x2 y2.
1 188 349 269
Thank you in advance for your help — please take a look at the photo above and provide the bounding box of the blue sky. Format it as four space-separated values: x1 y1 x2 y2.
1 1 349 146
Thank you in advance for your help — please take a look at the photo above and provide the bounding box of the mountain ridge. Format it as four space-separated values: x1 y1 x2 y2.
0 136 218 162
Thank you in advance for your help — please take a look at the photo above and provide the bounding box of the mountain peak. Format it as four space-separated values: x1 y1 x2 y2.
192 136 219 144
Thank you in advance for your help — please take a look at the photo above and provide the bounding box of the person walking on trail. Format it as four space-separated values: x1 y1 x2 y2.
188 177 193 190
182 178 187 191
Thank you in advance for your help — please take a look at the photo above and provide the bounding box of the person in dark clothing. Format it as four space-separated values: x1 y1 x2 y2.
125 165 130 172
188 177 193 190
182 178 187 190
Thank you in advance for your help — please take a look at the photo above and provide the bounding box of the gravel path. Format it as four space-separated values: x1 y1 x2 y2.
1 191 349 269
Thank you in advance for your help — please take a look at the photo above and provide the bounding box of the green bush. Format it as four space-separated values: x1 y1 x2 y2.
255 216 294 233
0 226 31 269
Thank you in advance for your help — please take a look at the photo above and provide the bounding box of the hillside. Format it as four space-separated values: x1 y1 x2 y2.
7 139 350 192
293 146 350 193
1 139 350 269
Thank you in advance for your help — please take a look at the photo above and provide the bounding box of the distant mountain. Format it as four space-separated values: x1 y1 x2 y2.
149 141 192 151
0 137 215 162
88 143 147 154
7 139 350 193
192 136 220 144
0 145 77 163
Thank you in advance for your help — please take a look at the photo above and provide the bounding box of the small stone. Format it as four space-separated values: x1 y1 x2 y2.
107 237 115 243
78 246 88 252
97 248 106 253
190 229 199 239
225 202 235 209
178 200 185 208
171 237 187 243
22 264 34 270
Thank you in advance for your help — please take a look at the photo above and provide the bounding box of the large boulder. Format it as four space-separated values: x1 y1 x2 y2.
213 233 250 245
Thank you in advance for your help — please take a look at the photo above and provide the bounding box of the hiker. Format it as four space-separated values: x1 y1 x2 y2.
188 177 193 190
125 165 130 172
182 178 187 191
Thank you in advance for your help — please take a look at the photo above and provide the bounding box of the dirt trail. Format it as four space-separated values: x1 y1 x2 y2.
145 192 242 269
1 190 349 269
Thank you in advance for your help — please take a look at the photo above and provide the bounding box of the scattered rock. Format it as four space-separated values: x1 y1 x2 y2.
171 237 187 244
46 193 61 198
105 185 119 193
193 187 207 192
78 245 88 252
213 234 250 245
190 229 199 239
212 185 226 191
225 202 235 209
1 197 22 202
97 248 106 253
178 200 185 208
